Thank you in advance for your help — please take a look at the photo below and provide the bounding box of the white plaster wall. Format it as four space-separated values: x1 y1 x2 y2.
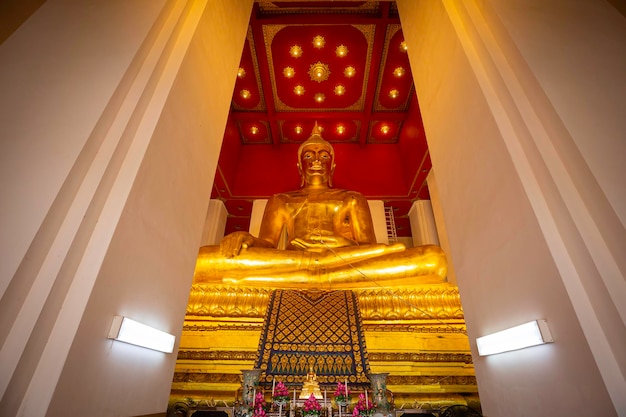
0 0 171 413
488 0 626 228
0 0 253 415
0 0 168 299
398 0 622 416
47 2 253 416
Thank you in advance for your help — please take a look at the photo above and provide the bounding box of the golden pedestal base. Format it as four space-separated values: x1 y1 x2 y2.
170 283 479 412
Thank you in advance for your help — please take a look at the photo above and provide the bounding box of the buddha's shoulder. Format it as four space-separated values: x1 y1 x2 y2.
271 188 364 201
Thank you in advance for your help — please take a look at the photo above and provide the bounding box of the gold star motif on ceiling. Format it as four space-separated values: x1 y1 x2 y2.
313 35 326 49
335 44 348 57
290 45 303 58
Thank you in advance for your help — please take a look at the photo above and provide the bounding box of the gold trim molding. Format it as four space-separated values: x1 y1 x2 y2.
187 285 464 321
172 372 477 387
177 350 257 361
182 323 263 332
388 375 477 387
369 352 473 364
176 350 473 365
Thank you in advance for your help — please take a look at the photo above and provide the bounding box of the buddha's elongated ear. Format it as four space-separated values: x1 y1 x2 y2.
297 163 305 187
328 163 336 187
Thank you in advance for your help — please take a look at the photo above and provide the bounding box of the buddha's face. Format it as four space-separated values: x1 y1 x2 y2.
298 143 335 186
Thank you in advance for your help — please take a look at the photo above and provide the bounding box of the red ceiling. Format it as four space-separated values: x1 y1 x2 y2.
213 1 431 237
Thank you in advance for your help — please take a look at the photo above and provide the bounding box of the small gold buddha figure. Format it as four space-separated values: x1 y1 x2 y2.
193 123 447 289
299 367 323 400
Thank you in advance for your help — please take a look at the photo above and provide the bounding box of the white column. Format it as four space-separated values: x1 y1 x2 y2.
250 199 268 237
201 199 228 246
408 200 440 246
368 200 389 245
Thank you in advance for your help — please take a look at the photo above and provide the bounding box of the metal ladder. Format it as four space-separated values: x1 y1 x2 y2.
385 206 398 243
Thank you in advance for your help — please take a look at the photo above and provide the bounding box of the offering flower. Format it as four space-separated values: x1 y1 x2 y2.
303 394 322 416
334 382 351 405
253 391 268 417
273 381 290 404
352 393 375 417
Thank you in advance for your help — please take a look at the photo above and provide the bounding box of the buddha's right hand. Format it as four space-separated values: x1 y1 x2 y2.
220 231 255 258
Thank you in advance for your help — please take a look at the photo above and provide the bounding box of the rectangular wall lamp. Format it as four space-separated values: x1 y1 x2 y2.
108 316 175 353
476 319 553 356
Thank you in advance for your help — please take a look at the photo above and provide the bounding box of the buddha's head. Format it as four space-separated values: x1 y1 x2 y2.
297 122 336 187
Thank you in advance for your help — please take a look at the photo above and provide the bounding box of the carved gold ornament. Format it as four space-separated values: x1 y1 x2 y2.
309 61 330 83
283 66 295 78
314 93 325 103
237 67 246 78
335 44 348 57
294 85 305 96
393 66 405 77
344 66 356 78
240 89 251 99
290 44 303 58
313 35 326 49
334 84 345 96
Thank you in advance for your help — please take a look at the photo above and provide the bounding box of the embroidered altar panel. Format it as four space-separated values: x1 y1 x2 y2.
255 290 370 387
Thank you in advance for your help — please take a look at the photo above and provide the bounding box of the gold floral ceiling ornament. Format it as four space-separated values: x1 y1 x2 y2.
250 126 259 135
393 67 405 77
314 93 325 103
283 66 295 78
344 66 356 78
380 125 390 134
293 85 305 96
334 84 345 96
312 35 326 49
336 125 346 134
237 67 246 78
240 89 251 99
335 44 348 57
388 89 399 99
308 61 330 83
400 40 408 52
289 44 303 58
295 125 303 134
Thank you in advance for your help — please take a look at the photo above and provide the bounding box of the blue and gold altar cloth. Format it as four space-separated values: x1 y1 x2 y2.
255 290 370 386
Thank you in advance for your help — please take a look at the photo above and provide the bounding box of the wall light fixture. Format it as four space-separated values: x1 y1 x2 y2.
476 319 553 356
108 316 175 353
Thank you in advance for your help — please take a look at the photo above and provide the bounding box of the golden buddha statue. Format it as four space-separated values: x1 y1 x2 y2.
299 367 323 400
193 123 447 289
